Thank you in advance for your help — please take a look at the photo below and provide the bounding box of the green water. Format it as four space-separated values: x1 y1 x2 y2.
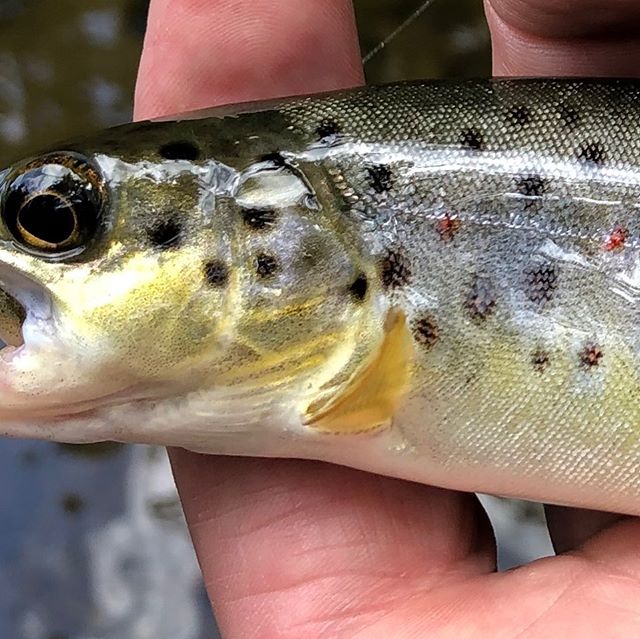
358 0 489 82
0 0 146 164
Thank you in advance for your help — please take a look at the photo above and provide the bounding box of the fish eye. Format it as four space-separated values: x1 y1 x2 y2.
0 152 105 257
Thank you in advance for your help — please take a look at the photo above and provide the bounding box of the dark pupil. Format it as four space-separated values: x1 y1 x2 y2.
18 194 76 245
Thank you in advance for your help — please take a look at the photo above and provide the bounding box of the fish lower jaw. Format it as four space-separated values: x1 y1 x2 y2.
0 331 131 417
0 314 60 382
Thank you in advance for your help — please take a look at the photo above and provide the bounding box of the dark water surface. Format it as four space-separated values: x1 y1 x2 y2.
0 2 551 637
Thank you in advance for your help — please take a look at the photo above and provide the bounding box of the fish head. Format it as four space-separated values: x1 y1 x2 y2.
0 118 394 447
0 144 230 424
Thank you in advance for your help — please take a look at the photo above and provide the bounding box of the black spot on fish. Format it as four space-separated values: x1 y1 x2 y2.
579 342 604 369
316 119 341 141
524 262 559 306
577 142 606 165
204 260 229 287
380 249 411 289
366 164 393 193
580 343 603 368
532 350 550 373
147 218 183 250
241 207 277 231
516 174 546 199
260 151 287 166
465 275 496 321
348 273 368 301
460 128 484 151
61 493 84 514
507 105 531 127
255 252 279 279
413 313 439 349
158 140 200 161
559 105 580 130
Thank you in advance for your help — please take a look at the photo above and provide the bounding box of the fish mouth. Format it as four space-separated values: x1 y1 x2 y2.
0 261 175 420
0 287 26 352
0 262 53 360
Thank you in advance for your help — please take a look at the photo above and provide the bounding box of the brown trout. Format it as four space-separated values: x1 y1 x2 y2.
0 78 639 514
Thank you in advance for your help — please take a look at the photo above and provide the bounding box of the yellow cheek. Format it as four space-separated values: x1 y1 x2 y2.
50 248 230 376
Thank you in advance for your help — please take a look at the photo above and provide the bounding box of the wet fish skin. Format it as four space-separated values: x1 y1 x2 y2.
0 78 640 514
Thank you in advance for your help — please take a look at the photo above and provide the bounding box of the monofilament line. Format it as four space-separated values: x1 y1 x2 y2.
362 0 438 65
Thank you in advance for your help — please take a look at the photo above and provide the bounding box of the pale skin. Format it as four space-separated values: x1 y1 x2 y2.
134 1 640 636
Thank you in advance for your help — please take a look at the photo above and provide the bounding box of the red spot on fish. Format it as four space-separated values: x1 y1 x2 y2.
580 343 603 368
603 225 629 252
436 214 461 242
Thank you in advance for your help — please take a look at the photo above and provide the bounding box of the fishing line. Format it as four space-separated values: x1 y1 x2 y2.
362 0 438 65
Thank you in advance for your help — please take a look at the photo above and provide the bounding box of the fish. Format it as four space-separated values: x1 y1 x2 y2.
1 77 640 514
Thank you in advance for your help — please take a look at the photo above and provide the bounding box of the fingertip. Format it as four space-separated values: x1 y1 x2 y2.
485 0 640 77
134 0 364 120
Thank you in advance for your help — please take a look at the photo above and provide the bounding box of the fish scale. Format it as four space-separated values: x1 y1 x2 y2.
0 79 640 513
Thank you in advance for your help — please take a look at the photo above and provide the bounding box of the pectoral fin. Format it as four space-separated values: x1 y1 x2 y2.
304 308 413 434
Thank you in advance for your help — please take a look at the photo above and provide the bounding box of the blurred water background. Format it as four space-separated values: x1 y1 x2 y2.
0 1 553 637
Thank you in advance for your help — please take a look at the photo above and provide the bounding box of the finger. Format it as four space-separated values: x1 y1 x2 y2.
134 0 364 120
485 0 640 76
171 453 495 638
488 0 640 38
545 505 627 554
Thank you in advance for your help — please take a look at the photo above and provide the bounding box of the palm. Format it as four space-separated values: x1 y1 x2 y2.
135 1 640 636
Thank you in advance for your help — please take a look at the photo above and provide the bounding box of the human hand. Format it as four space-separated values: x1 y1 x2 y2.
134 2 640 636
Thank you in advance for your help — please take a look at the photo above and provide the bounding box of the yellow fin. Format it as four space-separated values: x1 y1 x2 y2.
304 308 413 434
